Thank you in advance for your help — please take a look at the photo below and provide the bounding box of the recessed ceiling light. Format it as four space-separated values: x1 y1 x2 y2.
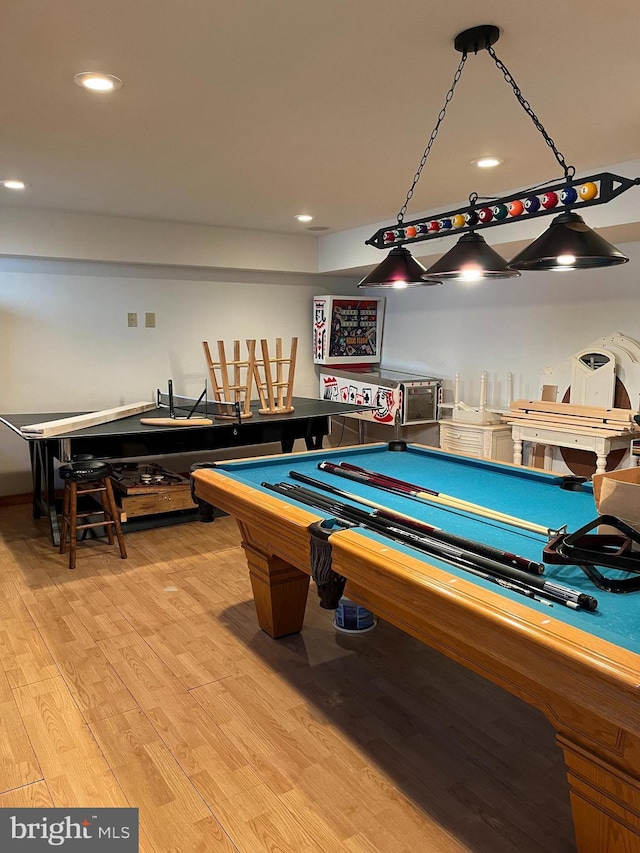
74 72 123 92
473 157 503 169
1 179 28 190
295 214 314 223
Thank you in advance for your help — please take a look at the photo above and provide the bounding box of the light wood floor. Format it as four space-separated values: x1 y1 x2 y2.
0 504 576 852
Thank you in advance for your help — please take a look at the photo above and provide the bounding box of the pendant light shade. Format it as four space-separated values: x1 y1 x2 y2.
358 246 441 288
509 211 629 270
421 232 521 282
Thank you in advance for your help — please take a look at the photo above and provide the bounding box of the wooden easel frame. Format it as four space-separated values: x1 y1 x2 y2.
202 339 255 419
252 337 298 415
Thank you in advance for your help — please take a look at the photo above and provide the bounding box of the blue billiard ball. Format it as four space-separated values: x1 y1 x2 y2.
560 186 578 205
524 195 541 213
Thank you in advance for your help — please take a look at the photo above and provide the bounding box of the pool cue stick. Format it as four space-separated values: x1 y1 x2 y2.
265 482 597 611
274 486 553 608
279 483 578 605
289 471 544 575
284 483 597 610
319 461 550 537
340 461 547 526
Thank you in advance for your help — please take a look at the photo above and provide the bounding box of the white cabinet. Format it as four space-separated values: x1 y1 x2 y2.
439 421 514 462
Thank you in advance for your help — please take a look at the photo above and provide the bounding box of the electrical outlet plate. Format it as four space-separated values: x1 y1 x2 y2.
145 312 156 328
127 313 138 327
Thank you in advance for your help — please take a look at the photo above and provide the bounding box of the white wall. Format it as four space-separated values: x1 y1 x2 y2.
375 240 640 411
4 238 640 496
0 208 319 274
0 258 357 495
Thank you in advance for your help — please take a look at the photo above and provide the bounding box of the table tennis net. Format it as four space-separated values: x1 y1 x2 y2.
157 390 241 420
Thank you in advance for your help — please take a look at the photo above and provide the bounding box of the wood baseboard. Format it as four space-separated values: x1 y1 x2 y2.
0 493 33 507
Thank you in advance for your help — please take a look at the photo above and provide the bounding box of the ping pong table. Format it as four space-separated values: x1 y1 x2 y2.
1 396 367 545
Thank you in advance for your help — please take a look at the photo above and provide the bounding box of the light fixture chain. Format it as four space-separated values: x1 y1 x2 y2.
487 45 575 181
397 52 468 224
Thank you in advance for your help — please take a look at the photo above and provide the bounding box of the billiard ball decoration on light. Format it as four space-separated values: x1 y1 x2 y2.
579 182 598 201
560 187 578 205
375 175 616 252
524 195 541 213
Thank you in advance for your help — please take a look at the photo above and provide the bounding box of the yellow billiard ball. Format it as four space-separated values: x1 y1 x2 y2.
579 182 598 201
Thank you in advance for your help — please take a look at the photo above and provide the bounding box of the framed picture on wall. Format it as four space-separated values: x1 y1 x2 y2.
313 295 385 366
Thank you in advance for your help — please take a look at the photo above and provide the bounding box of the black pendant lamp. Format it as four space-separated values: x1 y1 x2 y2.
422 231 520 281
357 246 440 288
509 211 629 270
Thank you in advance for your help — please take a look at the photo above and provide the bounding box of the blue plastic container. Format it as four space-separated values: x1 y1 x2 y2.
333 597 377 633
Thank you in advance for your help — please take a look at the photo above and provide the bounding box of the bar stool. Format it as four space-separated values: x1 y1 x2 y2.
59 460 127 569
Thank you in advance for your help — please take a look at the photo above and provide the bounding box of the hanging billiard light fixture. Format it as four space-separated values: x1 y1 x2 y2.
359 24 639 288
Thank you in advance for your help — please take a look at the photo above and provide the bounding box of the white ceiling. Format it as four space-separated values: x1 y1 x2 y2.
2 0 639 239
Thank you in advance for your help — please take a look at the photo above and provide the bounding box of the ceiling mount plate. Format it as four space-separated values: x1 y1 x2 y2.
454 24 500 54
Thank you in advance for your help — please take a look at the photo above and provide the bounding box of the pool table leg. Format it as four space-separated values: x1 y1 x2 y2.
241 541 310 638
557 731 640 853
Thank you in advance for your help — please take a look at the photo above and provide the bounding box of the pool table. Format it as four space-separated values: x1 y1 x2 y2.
191 442 640 853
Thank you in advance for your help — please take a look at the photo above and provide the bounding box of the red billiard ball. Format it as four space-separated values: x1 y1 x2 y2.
383 231 396 242
428 220 440 232
507 199 524 216
541 191 558 209
478 207 493 223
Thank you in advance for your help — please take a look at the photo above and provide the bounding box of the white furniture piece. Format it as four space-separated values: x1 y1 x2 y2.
510 421 634 476
439 421 514 462
507 333 640 476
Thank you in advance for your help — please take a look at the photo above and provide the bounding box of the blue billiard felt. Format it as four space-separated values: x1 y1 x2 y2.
210 444 640 654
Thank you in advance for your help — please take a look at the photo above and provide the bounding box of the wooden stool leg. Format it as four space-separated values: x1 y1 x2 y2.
59 482 70 555
68 481 78 570
97 483 115 544
104 479 127 559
